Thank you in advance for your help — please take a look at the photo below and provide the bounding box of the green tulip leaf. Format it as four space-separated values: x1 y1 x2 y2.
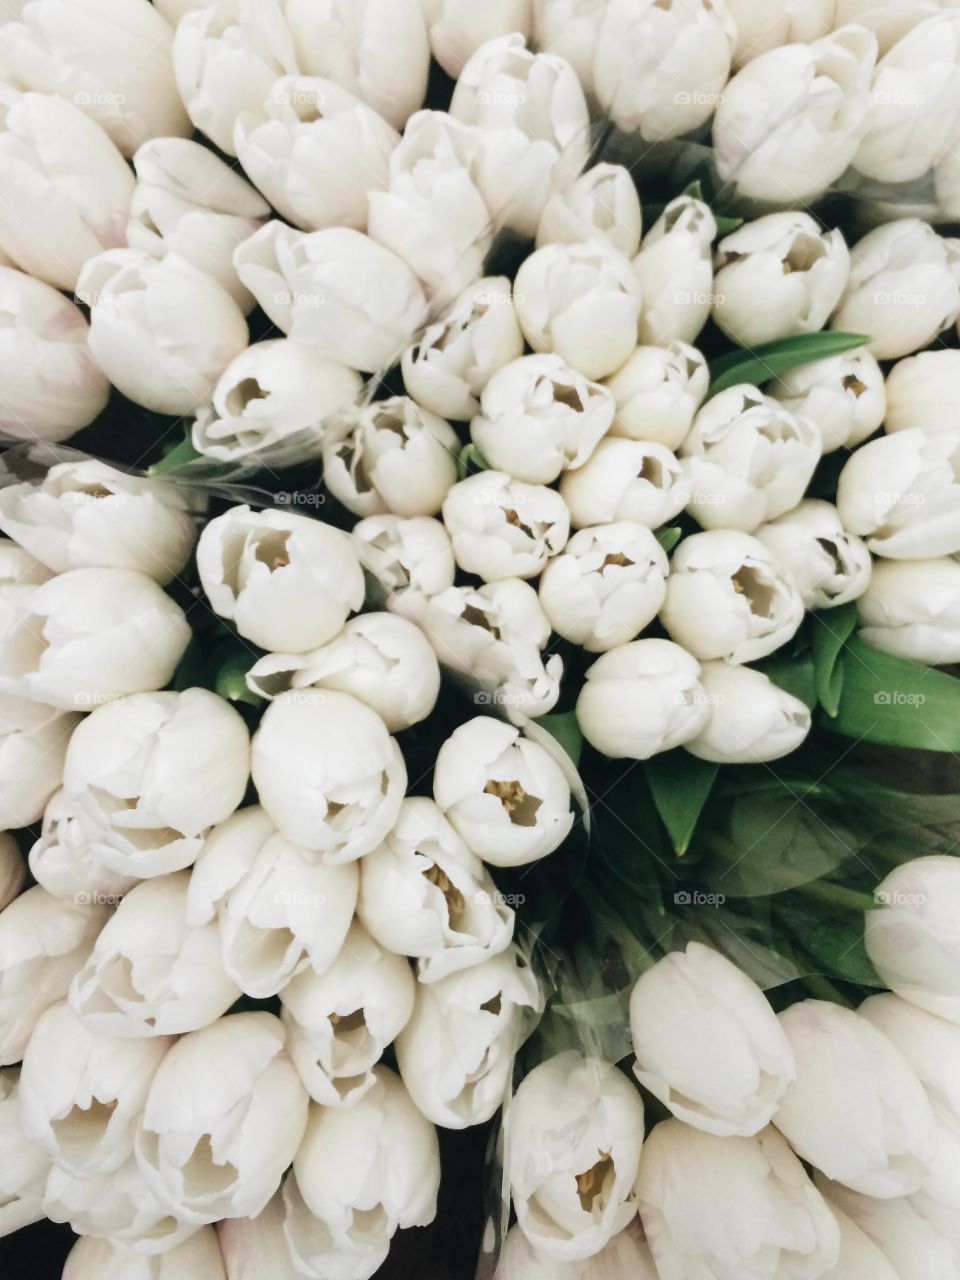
707 332 870 399
645 752 720 856
149 435 201 476
760 652 819 710
457 443 489 481
656 526 684 554
830 637 960 751
535 711 584 766
811 603 858 717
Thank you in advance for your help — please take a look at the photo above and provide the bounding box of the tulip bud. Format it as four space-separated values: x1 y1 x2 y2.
136 1011 308 1223
837 428 960 559
884 349 960 437
0 540 50 586
713 214 850 347
471 354 615 484
756 499 873 609
0 698 79 830
285 1067 440 1278
284 0 430 131
236 77 399 234
605 342 709 449
633 197 717 347
577 639 709 760
234 221 428 374
252 691 406 862
637 1121 841 1278
0 92 134 291
724 0 791 66
442 472 570 583
685 662 813 764
817 1177 955 1280
153 0 210 21
835 0 946 52
281 921 416 1107
198 505 364 654
323 397 460 519
421 0 532 77
832 219 960 359
858 557 960 664
595 0 735 141
661 530 805 663
172 0 298 156
401 276 524 423
495 1221 659 1280
559 438 688 530
514 243 642 381
397 946 541 1129
218 1194 302 1280
506 1052 645 1261
530 0 603 94
28 790 136 905
714 27 876 203
771 349 885 453
821 1204 903 1280
0 1068 47 1236
353 514 456 597
62 1230 226 1280
0 266 109 442
434 718 574 867
0 886 108 1065
536 163 643 259
358 797 515 981
0 833 23 912
860 993 960 1126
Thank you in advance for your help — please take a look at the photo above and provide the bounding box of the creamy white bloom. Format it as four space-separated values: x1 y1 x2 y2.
27 790 136 905
725 0 791 65
577 639 708 761
421 0 532 77
0 1068 47 1236
686 662 812 764
506 1052 645 1262
353 514 456 597
536 164 643 259
935 138 960 218
234 221 428 373
714 26 876 203
832 220 960 360
401 276 524 422
605 342 709 450
0 92 133 291
560 438 688 530
817 1177 960 1280
358 796 515 982
153 0 209 17
661 530 805 663
281 921 415 1107
135 1011 308 1223
638 1121 841 1280
0 698 78 830
0 266 108 442
471 354 615 484
236 76 399 233
442 471 570 582
0 886 107 1065
218 1194 302 1280
0 833 23 912
252 691 406 862
819 1205 902 1280
713 214 850 347
323 397 459 519
397 946 541 1129
771 349 885 453
0 541 50 587
530 0 603 95
835 0 949 51
756 499 873 609
860 993 960 1125
633 197 717 347
858 557 960 664
61 1230 226 1280
884 349 960 437
285 1067 440 1279
495 1221 659 1280
197 505 364 654
77 249 249 415
434 718 574 867
837 428 960 559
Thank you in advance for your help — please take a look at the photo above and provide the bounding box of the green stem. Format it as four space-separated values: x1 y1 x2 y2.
802 971 854 1007
799 879 875 914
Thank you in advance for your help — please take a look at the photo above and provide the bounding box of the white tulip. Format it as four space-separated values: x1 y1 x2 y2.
281 921 415 1107
323 397 459 519
560 438 688 530
442 471 570 582
0 458 198 585
284 0 430 130
285 1067 440 1280
172 0 298 156
471 354 615 485
353 514 456 597
218 1194 302 1280
0 1068 47 1236
934 136 960 218
0 886 107 1065
357 796 515 982
246 614 440 733
725 0 791 65
0 92 134 291
495 1221 659 1280
449 34 590 238
0 833 23 911
434 718 574 867
685 662 812 764
506 1052 645 1262
0 698 78 830
400 276 524 422
860 993 960 1123
837 428 960 559
530 0 604 94
756 499 873 609
136 1011 308 1223
62 1230 225 1280
152 0 211 22
858 557 960 664
832 219 960 360
884 349 960 437
820 1205 902 1280
577 639 709 761
0 266 108 442
605 342 709 450
0 541 50 587
396 946 541 1129
817 1177 960 1280
536 164 643 259
834 0 948 52
28 790 136 905
252 691 406 862
197 505 364 654
637 1121 841 1280
539 522 668 653
236 77 398 233
421 0 532 77
633 197 717 347
69 873 241 1038
129 136 269 313
514 243 642 382
234 221 427 373
770 349 885 453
